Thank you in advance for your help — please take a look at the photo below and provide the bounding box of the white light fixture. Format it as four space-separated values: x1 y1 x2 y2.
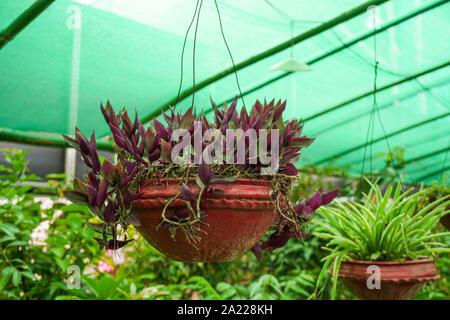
270 57 311 72
269 21 312 72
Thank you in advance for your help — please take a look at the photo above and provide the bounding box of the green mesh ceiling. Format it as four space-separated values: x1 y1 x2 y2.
0 0 449 184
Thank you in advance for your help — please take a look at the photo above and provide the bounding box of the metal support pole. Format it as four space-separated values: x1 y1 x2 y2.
0 0 55 49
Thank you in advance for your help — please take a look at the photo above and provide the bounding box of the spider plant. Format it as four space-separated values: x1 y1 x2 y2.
312 178 450 299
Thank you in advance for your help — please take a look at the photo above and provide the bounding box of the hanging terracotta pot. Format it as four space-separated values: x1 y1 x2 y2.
132 178 276 262
337 259 439 300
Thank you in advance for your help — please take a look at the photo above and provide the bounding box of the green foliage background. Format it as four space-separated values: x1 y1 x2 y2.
0 148 448 300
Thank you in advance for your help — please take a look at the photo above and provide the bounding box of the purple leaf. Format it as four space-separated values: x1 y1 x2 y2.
118 166 138 188
100 102 110 123
180 184 196 202
200 211 207 224
102 159 119 184
81 153 92 169
96 177 108 208
75 127 90 155
124 192 144 204
124 160 137 174
261 233 290 251
291 136 315 148
62 134 81 152
308 190 323 211
73 178 88 194
131 109 139 135
153 119 169 141
103 200 116 223
322 189 339 205
148 149 161 162
251 243 262 260
294 188 338 218
198 163 212 186
106 238 132 250
226 96 238 121
89 131 101 173
147 133 161 156
282 163 298 176
88 172 99 189
160 139 172 163
87 186 97 206
272 101 286 123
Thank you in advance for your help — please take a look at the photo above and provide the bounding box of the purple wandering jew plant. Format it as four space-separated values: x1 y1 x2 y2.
62 96 337 257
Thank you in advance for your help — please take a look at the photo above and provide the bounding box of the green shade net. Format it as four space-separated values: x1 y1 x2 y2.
0 0 449 184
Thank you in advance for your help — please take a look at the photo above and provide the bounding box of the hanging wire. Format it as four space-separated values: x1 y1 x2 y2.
174 0 201 109
175 0 244 111
329 26 450 182
289 21 295 58
369 10 404 186
213 0 245 108
358 8 378 188
191 0 204 108
327 28 450 110
358 5 404 190
263 0 323 25
441 135 450 178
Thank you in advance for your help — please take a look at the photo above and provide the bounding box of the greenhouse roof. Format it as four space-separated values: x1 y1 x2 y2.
0 0 449 184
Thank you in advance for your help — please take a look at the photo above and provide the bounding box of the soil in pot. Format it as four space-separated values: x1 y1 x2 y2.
131 178 276 262
338 259 439 300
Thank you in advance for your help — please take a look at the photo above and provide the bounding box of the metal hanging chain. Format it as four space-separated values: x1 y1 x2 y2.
174 0 201 110
213 0 245 108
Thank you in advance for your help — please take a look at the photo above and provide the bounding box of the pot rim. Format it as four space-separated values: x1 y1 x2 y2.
337 258 439 283
140 177 274 187
341 258 434 266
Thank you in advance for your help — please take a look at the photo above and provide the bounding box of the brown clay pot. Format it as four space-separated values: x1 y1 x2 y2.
132 178 276 262
338 259 439 300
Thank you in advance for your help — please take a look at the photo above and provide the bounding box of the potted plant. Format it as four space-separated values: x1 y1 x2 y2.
313 179 450 300
62 97 337 262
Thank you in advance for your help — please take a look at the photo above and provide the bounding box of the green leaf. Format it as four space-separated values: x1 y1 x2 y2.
0 267 15 290
63 190 89 206
6 240 28 248
12 269 21 286
0 223 20 236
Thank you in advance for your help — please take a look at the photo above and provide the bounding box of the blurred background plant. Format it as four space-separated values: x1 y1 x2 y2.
0 148 448 300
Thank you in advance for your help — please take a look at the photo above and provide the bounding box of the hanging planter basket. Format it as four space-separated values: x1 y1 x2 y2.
337 259 439 300
132 178 276 262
